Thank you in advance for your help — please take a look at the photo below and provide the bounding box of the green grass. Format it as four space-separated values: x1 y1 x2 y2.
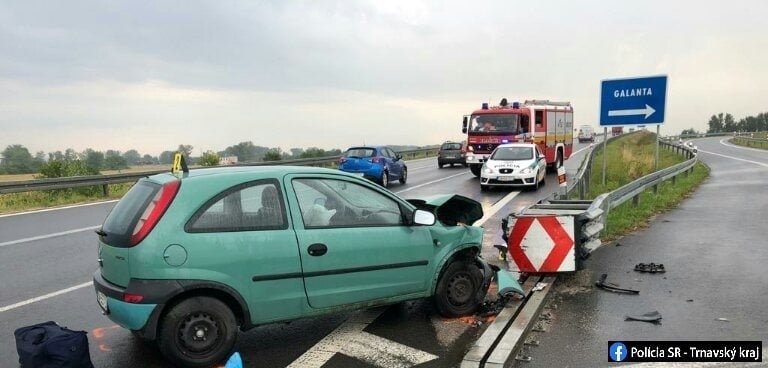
601 162 708 239
729 137 768 150
0 184 133 214
568 131 710 240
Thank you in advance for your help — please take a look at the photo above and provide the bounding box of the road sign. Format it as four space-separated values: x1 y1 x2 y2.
600 75 667 126
507 216 575 272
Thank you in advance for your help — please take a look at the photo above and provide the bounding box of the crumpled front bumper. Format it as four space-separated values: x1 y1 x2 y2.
474 255 525 302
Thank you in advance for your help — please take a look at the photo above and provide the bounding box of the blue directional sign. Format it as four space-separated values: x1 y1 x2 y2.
600 75 667 126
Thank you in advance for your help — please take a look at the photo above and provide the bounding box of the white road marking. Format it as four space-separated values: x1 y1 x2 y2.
0 225 100 248
394 171 470 194
475 191 520 227
719 138 768 153
0 282 92 313
697 149 768 169
287 309 438 368
0 200 118 218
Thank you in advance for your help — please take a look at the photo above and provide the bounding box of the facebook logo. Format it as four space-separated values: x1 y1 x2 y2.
609 342 627 362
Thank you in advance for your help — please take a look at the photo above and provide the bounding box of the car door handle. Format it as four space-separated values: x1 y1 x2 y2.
307 243 327 257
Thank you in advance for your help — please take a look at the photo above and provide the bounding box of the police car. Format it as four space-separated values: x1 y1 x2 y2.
480 143 547 191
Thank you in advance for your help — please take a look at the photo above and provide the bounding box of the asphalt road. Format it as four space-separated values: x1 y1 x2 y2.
0 140 596 367
515 137 768 367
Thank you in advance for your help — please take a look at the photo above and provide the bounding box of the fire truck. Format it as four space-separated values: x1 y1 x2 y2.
462 99 574 177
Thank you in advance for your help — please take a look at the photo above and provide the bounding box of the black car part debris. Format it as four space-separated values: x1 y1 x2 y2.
493 244 508 261
595 274 639 294
625 311 662 324
634 263 666 273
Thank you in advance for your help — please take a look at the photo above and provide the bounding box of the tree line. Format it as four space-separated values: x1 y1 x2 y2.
678 112 768 136
0 141 425 176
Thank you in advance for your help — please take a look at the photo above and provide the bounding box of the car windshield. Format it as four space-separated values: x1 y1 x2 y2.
470 114 524 133
491 146 534 160
344 148 376 158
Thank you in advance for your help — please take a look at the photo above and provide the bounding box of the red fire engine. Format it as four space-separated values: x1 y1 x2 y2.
462 99 574 177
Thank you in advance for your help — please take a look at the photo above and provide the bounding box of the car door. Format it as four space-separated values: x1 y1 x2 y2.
184 179 306 323
285 174 433 309
385 147 403 179
535 146 547 179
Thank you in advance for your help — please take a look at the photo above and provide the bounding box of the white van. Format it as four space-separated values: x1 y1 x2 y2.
578 125 595 143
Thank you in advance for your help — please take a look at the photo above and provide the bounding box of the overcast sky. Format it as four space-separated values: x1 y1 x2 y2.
2 0 766 157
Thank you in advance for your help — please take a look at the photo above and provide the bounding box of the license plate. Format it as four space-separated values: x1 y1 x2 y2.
498 176 514 182
97 291 109 313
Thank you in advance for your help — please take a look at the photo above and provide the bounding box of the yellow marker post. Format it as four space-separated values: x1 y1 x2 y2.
172 153 188 174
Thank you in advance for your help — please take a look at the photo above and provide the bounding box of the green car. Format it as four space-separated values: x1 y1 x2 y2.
93 166 494 367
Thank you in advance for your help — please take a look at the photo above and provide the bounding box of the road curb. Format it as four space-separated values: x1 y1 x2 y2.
460 275 556 368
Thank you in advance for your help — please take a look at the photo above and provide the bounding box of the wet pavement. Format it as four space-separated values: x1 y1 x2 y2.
515 137 768 367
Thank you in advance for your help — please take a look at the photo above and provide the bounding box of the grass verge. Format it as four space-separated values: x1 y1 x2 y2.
574 131 710 240
729 137 768 150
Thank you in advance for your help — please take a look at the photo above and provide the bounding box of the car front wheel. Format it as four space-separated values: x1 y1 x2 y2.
399 168 407 184
434 260 483 317
157 297 237 368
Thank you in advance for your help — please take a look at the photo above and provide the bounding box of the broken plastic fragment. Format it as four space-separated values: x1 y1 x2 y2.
625 311 662 324
225 352 243 368
634 263 666 273
595 274 639 294
532 282 548 292
497 267 525 298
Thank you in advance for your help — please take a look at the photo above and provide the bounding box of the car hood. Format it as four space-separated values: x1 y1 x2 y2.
406 194 483 226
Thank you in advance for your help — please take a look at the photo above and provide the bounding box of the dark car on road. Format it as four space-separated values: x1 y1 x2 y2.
338 145 407 187
93 166 491 367
438 141 467 168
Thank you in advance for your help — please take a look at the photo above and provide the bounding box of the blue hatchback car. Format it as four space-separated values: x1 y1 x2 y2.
338 146 407 187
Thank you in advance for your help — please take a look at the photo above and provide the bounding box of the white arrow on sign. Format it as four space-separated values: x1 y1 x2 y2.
607 104 656 119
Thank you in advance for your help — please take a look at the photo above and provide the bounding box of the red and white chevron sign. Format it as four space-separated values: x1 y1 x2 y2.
507 215 575 273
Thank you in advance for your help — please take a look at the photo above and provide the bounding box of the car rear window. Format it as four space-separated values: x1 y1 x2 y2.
441 143 462 150
491 147 534 160
101 180 160 247
344 148 376 158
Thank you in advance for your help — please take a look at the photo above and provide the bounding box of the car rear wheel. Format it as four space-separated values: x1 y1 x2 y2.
157 297 237 368
438 162 444 169
399 168 407 184
380 171 389 187
470 165 481 177
434 260 483 317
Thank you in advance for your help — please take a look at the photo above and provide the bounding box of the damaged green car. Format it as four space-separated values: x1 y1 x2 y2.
93 166 502 367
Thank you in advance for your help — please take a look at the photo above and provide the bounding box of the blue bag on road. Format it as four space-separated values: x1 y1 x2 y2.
14 321 94 368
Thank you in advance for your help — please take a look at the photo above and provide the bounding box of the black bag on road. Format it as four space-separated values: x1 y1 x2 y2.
14 321 94 368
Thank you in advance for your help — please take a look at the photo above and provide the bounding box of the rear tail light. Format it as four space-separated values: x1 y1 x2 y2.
123 293 144 303
339 157 347 164
371 157 382 163
438 150 442 155
130 180 180 246
460 147 467 154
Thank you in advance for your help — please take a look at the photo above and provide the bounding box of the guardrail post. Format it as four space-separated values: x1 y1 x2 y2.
102 184 110 197
632 194 639 207
653 184 658 194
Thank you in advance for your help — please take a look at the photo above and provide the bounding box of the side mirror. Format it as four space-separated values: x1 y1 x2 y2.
413 209 436 226
462 116 468 134
395 154 402 161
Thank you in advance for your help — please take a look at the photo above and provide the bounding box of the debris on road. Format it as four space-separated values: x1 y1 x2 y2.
493 244 508 261
716 318 730 322
634 263 666 273
595 274 640 294
532 282 548 292
625 311 662 324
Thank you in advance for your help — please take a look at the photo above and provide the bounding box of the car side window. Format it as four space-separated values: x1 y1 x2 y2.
379 148 391 159
186 180 287 232
293 178 403 228
388 148 399 158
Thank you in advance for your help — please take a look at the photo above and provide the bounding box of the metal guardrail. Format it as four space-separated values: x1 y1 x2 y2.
0 148 438 195
731 136 768 149
566 131 634 199
582 139 697 252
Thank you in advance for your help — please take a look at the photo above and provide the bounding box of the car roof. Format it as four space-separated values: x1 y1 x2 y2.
346 145 385 150
147 165 349 182
496 143 537 148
